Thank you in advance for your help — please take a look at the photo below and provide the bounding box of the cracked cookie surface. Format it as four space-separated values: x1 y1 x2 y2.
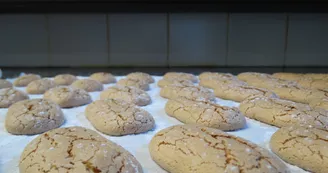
149 124 289 173
270 125 328 173
0 88 29 108
5 99 64 135
89 72 116 84
71 79 103 92
214 83 277 102
117 78 149 91
26 79 57 94
160 85 215 101
19 126 143 173
14 74 41 87
199 72 236 81
54 74 77 86
0 79 13 89
44 86 92 108
163 72 198 83
273 73 328 91
165 97 246 131
127 72 154 84
239 96 328 130
100 86 151 106
86 99 154 136
157 78 194 88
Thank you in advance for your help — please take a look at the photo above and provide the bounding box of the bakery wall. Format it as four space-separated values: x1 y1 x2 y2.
0 13 328 67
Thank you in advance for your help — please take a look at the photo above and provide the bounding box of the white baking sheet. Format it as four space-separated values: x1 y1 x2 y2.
0 74 308 173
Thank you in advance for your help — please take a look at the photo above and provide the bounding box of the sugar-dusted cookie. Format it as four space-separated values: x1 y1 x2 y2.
0 88 29 108
270 125 328 173
149 124 289 173
200 77 246 89
160 84 215 101
240 96 328 130
71 79 103 92
44 86 92 108
86 99 154 136
14 74 41 87
54 74 77 85
157 78 194 88
19 126 143 173
100 86 151 106
0 79 13 89
198 72 236 81
163 72 198 83
89 72 116 84
165 97 246 131
26 78 57 94
272 72 304 81
5 99 64 135
117 78 149 91
127 72 154 84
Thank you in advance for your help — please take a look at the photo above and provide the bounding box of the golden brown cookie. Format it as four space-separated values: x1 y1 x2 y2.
100 85 151 106
198 72 236 81
239 96 328 130
270 125 328 173
165 97 246 131
89 72 116 84
199 77 246 89
26 78 57 94
127 72 154 84
272 72 304 81
157 78 194 88
14 74 41 87
0 88 29 108
163 72 198 83
71 79 103 92
5 99 64 135
117 78 149 91
86 99 154 136
160 84 215 101
149 124 289 173
0 79 13 89
19 126 143 173
54 74 77 85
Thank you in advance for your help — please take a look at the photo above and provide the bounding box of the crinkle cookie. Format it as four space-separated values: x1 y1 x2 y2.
237 72 296 88
14 74 41 87
273 73 328 90
89 72 116 84
163 72 198 83
86 99 154 136
200 77 246 89
157 78 194 88
71 79 103 92
43 86 92 108
0 79 13 89
19 126 143 173
198 72 236 81
54 74 77 85
26 79 57 94
0 88 29 108
239 96 328 130
214 83 277 102
165 97 246 131
127 72 154 84
160 84 215 101
304 73 328 80
117 78 149 91
100 86 151 106
5 99 64 135
270 125 328 173
272 72 304 81
149 124 289 173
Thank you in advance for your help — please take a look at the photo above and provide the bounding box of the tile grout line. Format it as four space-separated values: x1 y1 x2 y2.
225 13 230 67
45 14 52 67
106 14 111 66
282 13 289 72
166 13 170 68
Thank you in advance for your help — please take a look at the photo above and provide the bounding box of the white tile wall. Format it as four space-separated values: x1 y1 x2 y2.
108 14 167 66
285 14 328 66
227 13 286 66
169 13 227 66
0 15 49 66
48 14 108 66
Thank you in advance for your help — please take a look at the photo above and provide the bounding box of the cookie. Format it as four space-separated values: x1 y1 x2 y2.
163 72 198 83
89 72 116 84
273 73 328 90
117 78 149 91
157 78 194 88
71 79 103 92
270 125 328 173
272 72 304 81
14 74 41 87
238 72 296 88
149 124 289 173
5 99 64 135
160 84 215 101
0 79 13 89
100 86 151 106
199 76 246 89
198 72 236 81
127 72 154 84
310 97 328 110
214 83 277 102
304 73 328 80
26 78 57 94
19 126 143 173
44 86 92 108
54 74 77 85
86 99 154 136
165 97 246 131
239 96 328 130
0 88 29 108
